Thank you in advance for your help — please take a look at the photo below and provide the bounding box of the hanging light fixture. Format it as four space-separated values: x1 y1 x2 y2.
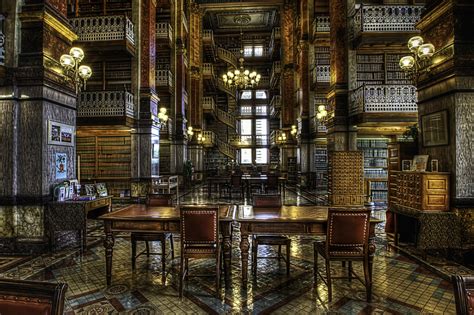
221 3 261 90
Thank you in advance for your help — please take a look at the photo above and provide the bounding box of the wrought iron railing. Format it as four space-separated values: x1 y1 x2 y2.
312 16 330 33
70 15 135 45
353 5 423 36
0 15 4 65
312 65 331 84
270 61 282 85
349 84 417 115
270 95 282 116
78 91 134 118
217 47 238 68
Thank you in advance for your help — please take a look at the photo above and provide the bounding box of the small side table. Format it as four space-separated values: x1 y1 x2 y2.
47 197 112 253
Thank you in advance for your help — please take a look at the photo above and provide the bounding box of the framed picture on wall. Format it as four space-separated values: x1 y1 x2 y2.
421 110 449 147
402 160 412 171
411 155 429 172
48 120 75 146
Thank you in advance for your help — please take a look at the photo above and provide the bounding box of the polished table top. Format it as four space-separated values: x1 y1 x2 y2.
99 204 235 221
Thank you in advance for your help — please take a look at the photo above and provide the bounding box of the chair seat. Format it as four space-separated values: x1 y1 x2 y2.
255 235 290 245
184 245 218 255
314 241 365 258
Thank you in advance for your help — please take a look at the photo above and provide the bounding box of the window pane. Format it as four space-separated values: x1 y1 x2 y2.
255 119 268 135
240 148 252 164
241 90 252 99
255 106 267 115
255 90 267 99
240 106 252 116
255 148 268 164
240 119 252 135
254 46 263 57
244 46 253 57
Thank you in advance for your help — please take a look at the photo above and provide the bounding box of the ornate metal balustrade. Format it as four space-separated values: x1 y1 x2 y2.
70 15 135 45
349 84 417 115
270 61 282 87
312 16 330 33
156 70 174 88
78 91 134 118
202 63 215 77
203 30 215 47
270 95 282 117
0 15 4 65
216 108 236 128
217 47 238 69
312 65 330 84
202 96 216 112
353 5 423 36
156 23 173 44
217 78 236 97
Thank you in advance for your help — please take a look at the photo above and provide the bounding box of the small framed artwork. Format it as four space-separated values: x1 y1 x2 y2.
411 155 429 172
402 160 412 171
48 120 75 146
84 184 96 196
55 153 67 180
95 183 108 197
421 110 449 147
431 159 439 172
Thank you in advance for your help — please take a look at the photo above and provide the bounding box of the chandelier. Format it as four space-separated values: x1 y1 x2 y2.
399 36 435 85
59 47 92 94
221 13 261 89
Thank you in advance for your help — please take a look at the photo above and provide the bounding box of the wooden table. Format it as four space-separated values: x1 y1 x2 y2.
235 205 382 284
207 176 231 197
99 204 235 285
47 196 112 253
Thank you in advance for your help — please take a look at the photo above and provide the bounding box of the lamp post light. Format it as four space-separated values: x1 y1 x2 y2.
399 36 435 85
59 47 92 94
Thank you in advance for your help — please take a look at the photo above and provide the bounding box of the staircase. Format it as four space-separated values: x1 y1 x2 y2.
217 47 238 69
217 137 236 159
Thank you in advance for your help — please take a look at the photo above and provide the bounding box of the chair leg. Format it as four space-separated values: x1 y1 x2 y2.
169 235 175 260
216 249 221 297
326 260 332 302
131 238 137 270
363 258 372 302
286 242 290 276
145 241 150 257
348 261 353 282
313 243 318 286
179 255 184 299
161 240 166 284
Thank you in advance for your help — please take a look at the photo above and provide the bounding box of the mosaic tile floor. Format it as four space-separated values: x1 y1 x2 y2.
0 185 471 314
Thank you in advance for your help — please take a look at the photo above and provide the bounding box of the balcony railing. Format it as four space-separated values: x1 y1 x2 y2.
270 61 281 86
78 91 134 118
200 130 216 146
257 76 270 88
349 84 417 115
156 23 173 43
183 90 188 104
202 96 216 112
0 15 4 65
156 70 174 88
312 65 331 84
353 5 423 36
217 108 236 128
202 63 215 77
269 27 281 53
270 95 282 116
312 16 330 33
217 78 236 97
203 29 215 47
230 135 269 146
217 47 238 68
70 15 135 45
181 12 188 33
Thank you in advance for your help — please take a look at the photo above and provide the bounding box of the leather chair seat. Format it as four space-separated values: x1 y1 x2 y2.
314 241 365 258
0 299 51 315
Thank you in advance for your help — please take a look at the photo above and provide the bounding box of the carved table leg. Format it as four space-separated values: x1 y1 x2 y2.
240 223 250 284
221 221 232 282
104 220 115 286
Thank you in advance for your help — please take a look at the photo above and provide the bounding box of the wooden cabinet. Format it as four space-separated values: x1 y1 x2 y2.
328 151 364 206
393 171 449 211
387 142 417 208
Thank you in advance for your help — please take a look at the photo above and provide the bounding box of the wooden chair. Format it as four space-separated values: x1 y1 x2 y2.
179 205 220 298
314 208 372 302
452 275 474 314
252 194 291 276
0 278 67 315
131 194 175 283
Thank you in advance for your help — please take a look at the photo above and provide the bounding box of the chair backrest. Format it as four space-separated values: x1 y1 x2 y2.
253 194 282 207
0 278 67 315
326 208 371 250
146 193 173 206
180 205 219 245
452 275 474 315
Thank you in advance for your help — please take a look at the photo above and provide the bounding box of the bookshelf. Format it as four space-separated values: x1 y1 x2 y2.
76 133 132 198
356 53 413 88
313 144 328 190
287 157 298 184
357 138 389 203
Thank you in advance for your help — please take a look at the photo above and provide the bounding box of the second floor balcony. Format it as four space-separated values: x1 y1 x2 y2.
311 65 331 86
269 95 282 117
77 91 134 120
352 5 423 46
270 61 282 88
70 15 135 54
156 23 173 48
156 70 174 93
230 135 269 147
349 84 418 124
312 16 330 35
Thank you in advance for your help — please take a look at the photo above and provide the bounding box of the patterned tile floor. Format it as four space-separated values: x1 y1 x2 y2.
0 184 472 314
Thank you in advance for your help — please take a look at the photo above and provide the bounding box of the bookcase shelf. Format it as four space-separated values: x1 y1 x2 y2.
313 144 328 190
357 138 389 203
355 53 413 88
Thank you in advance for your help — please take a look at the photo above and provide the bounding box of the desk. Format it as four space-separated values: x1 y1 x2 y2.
235 205 382 284
47 196 112 252
99 204 235 285
207 176 230 197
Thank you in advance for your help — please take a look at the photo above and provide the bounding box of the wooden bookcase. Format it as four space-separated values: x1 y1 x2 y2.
356 53 412 88
357 138 388 203
313 144 328 190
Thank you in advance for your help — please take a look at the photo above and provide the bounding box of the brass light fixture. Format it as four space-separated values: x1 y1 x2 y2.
399 36 435 85
221 7 261 89
59 47 92 94
157 107 169 126
316 104 328 121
